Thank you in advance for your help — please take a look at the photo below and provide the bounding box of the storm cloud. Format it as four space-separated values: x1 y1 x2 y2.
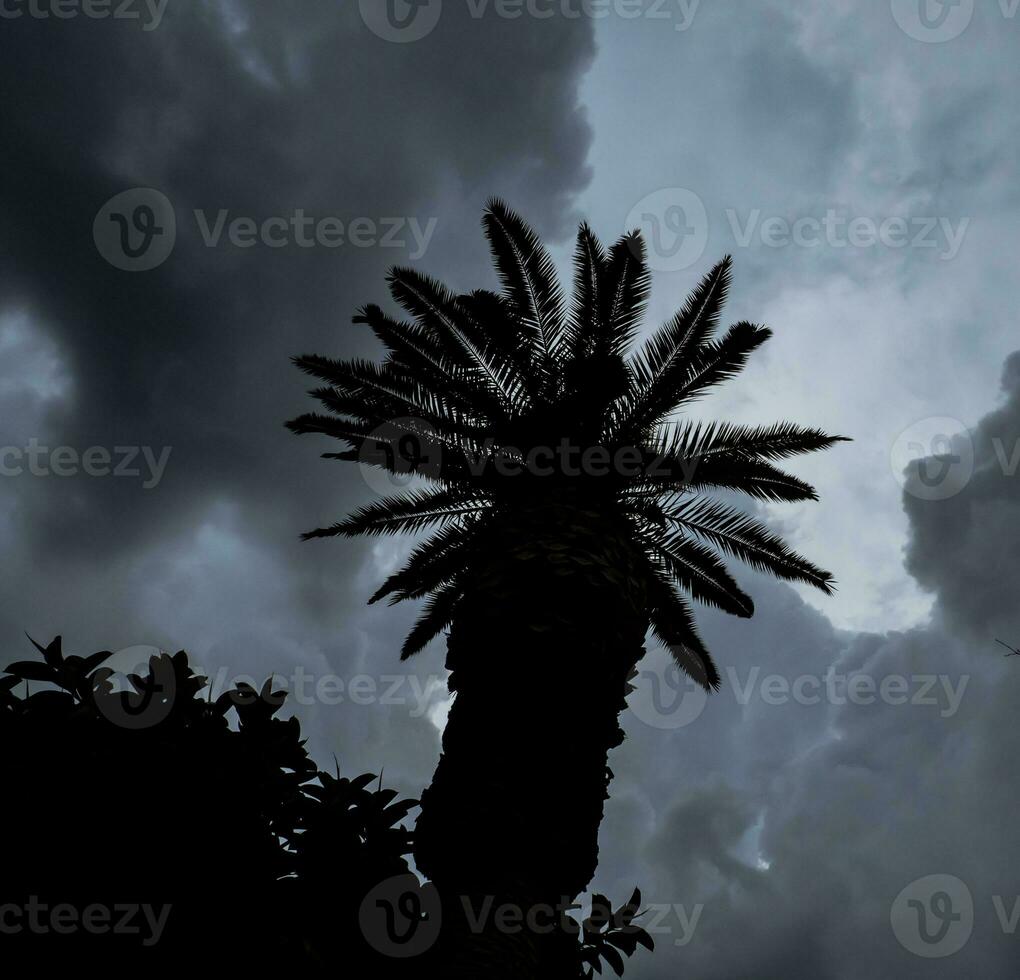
3 3 1020 977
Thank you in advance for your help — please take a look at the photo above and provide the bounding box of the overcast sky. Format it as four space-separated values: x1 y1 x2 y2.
2 2 1019 976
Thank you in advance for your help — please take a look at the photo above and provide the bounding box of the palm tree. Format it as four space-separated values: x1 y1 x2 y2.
288 201 845 977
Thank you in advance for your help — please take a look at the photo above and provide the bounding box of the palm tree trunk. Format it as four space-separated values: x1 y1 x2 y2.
415 497 648 978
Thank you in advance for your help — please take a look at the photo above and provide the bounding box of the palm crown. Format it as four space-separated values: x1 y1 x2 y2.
288 200 846 690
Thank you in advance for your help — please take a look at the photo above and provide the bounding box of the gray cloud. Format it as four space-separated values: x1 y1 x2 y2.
905 351 1020 642
0 3 596 750
591 350 1020 979
5 5 1020 978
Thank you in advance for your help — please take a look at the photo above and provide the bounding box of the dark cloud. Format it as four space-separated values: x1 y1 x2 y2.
0 3 595 662
905 351 1020 641
5 6 1020 978
0 2 597 805
590 352 1020 978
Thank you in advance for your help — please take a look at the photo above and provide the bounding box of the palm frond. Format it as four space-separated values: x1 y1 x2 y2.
669 321 772 409
662 496 836 594
599 231 650 360
634 452 819 503
369 516 491 605
650 420 848 464
562 222 607 364
292 354 451 423
388 267 522 408
401 582 463 659
354 304 497 419
302 487 490 540
636 522 754 618
284 412 371 445
483 197 565 364
628 256 732 401
686 458 819 502
641 557 721 691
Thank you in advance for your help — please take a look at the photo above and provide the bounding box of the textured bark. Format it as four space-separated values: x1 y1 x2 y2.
414 496 648 978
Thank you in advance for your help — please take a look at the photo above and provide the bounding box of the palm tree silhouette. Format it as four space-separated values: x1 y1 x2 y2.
288 200 846 977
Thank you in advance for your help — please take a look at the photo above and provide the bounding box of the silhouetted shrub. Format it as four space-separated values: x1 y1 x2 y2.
0 636 415 974
1 636 653 976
